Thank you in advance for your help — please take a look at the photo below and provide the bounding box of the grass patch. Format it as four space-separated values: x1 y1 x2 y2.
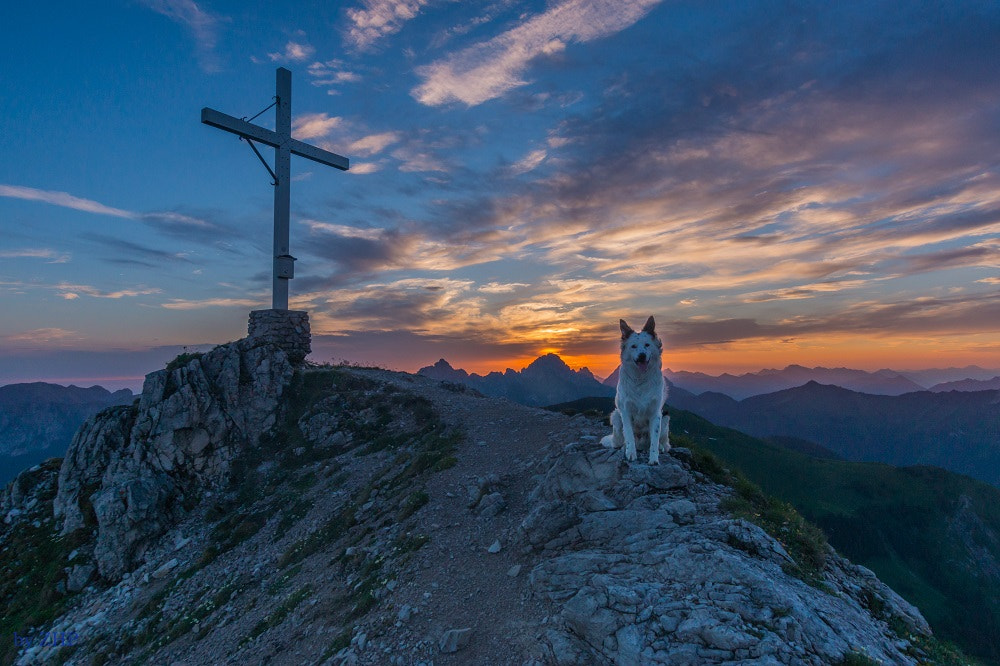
909 634 985 665
674 433 830 587
165 351 204 373
274 495 314 542
0 460 92 665
279 503 358 569
240 584 313 647
267 564 303 596
211 510 268 551
320 630 354 662
394 532 430 554
720 473 828 586
397 491 429 521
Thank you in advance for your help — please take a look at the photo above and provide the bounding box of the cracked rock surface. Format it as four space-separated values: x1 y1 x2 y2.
524 441 928 665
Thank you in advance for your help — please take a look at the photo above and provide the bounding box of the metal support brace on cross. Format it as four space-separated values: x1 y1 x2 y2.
202 67 349 310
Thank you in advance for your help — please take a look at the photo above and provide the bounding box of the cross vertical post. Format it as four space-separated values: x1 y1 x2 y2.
201 67 349 311
273 67 292 310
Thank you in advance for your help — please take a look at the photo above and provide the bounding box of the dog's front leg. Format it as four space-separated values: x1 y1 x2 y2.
648 414 661 465
621 407 638 461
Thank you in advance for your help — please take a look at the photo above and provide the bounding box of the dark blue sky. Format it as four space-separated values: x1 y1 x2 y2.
1 0 998 387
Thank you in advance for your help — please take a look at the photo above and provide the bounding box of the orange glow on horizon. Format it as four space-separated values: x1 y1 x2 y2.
430 333 1000 379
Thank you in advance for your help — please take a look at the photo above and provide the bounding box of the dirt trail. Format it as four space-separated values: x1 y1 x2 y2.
350 369 606 665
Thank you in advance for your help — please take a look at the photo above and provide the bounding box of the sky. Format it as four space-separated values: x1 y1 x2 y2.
1 0 999 390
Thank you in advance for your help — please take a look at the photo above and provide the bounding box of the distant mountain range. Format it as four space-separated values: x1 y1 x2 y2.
660 365 926 399
929 376 1000 392
425 355 1000 403
0 382 133 485
667 381 1000 488
649 364 1000 399
418 355 614 407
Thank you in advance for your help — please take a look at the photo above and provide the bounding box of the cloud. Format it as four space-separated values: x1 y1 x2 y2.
510 148 547 174
739 279 874 303
304 277 480 334
141 211 213 229
412 3 1000 289
307 59 363 91
296 222 414 284
268 40 316 62
54 283 163 300
0 184 232 248
0 278 161 301
344 0 432 50
479 282 529 294
391 144 449 172
324 1 999 371
292 113 342 140
2 328 79 344
140 0 225 72
412 0 662 106
663 291 1000 349
0 184 134 218
0 248 70 263
161 297 265 310
348 162 381 174
348 132 402 157
80 233 194 265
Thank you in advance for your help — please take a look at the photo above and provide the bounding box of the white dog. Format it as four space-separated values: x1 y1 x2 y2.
600 316 670 464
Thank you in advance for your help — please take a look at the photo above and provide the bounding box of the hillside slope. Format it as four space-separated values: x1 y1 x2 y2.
668 382 1000 487
1 342 964 665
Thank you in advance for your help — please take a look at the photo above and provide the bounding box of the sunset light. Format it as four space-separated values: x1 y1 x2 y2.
1 1 998 388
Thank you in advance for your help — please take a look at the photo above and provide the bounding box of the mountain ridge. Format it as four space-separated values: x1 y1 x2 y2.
0 382 134 485
424 355 1000 400
668 381 1000 488
417 354 614 406
0 336 961 664
662 365 926 399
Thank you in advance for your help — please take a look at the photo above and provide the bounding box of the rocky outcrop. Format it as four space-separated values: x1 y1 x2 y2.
52 322 303 581
523 442 930 665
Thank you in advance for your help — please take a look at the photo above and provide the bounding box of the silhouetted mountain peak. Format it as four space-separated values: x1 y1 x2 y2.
524 353 572 374
418 353 613 406
416 358 469 382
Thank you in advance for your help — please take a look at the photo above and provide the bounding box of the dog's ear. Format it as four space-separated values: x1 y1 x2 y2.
642 316 656 335
619 319 634 339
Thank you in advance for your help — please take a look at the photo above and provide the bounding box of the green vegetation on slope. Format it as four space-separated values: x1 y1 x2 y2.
673 409 1000 664
0 459 90 666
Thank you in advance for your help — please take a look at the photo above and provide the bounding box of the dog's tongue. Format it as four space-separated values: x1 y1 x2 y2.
636 360 649 372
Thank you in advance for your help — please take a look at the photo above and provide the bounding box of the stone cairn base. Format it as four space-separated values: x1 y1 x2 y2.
247 309 311 364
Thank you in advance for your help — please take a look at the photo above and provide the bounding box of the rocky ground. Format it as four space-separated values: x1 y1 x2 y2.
3 362 941 665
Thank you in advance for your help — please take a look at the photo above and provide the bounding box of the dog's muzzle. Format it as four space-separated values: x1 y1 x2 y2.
635 354 649 371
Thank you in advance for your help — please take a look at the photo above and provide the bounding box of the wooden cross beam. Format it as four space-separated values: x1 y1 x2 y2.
202 67 349 310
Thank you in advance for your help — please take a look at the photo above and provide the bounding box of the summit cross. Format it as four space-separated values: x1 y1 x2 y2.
201 67 349 310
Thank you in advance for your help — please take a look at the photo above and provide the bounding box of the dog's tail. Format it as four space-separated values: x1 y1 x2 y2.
600 434 616 448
